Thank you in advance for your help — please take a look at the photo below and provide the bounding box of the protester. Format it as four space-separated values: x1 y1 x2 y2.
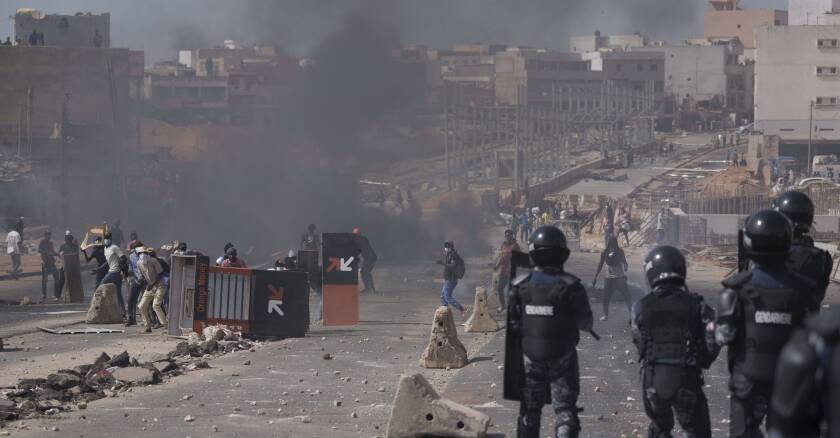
57 230 79 295
494 229 520 312
300 224 321 252
221 247 247 268
136 247 167 333
618 207 631 246
83 236 108 289
353 228 377 294
5 224 22 280
101 232 128 319
126 231 140 251
592 236 630 321
437 241 467 318
37 231 60 302
125 240 144 327
110 219 125 248
216 242 234 266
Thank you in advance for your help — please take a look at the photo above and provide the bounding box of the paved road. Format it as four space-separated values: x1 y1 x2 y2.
0 273 96 338
0 249 734 438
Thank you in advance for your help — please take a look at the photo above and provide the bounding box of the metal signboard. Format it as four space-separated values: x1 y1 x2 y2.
321 233 360 326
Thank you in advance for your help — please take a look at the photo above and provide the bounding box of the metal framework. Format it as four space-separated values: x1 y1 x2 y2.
444 80 656 189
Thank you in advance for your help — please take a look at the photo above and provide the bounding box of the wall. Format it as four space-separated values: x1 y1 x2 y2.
14 11 109 48
0 46 130 145
789 0 840 25
685 213 840 236
755 25 840 142
633 45 727 102
704 9 787 48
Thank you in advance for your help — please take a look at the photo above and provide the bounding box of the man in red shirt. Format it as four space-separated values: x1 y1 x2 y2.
220 247 247 268
38 230 61 302
494 229 520 312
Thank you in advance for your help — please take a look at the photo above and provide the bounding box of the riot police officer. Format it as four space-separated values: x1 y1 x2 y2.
772 190 833 311
769 306 840 438
716 209 810 438
506 225 594 438
632 245 720 438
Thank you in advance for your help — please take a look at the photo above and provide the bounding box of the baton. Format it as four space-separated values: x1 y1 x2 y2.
586 329 601 341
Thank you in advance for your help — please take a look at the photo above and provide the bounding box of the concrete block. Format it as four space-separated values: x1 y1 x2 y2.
464 287 498 333
85 284 122 324
386 373 489 438
420 306 467 369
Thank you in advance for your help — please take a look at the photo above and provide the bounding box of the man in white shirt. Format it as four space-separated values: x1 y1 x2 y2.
136 247 167 333
5 227 22 280
101 232 127 319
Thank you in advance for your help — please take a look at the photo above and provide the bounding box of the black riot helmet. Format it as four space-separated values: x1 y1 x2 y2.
644 245 687 288
528 225 570 267
743 209 793 264
772 191 814 234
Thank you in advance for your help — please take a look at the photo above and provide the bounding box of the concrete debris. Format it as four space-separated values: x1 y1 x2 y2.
419 306 468 369
112 367 161 385
1 327 256 424
464 287 498 333
85 284 123 324
385 373 489 438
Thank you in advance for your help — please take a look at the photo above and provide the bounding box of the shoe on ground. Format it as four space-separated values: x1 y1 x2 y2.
124 321 136 327
141 327 152 333
152 323 163 329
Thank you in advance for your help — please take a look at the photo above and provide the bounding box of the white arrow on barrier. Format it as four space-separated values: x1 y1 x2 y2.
340 256 354 272
268 300 284 316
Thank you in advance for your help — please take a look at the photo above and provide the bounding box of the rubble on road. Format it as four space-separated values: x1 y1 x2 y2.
0 325 256 424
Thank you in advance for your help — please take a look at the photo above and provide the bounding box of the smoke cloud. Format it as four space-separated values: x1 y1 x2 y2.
2 0 710 63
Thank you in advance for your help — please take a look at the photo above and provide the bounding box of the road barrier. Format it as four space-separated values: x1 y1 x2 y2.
168 255 309 339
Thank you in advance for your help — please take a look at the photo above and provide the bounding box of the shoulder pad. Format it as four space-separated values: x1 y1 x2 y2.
557 272 582 285
721 270 751 289
511 272 531 287
718 288 738 313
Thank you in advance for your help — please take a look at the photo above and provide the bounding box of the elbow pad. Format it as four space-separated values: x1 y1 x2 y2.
716 288 738 325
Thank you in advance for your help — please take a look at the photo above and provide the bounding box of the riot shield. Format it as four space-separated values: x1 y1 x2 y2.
503 250 532 401
62 252 84 303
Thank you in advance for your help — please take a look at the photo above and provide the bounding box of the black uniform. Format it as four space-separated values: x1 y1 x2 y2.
508 267 593 438
632 284 719 438
769 306 840 438
773 190 832 311
787 234 832 312
717 209 812 438
716 267 809 437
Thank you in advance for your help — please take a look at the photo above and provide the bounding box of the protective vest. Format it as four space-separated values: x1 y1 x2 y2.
734 278 806 382
518 275 579 360
787 242 830 307
639 288 700 365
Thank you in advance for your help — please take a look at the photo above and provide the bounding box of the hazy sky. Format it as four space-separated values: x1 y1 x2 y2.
2 0 790 64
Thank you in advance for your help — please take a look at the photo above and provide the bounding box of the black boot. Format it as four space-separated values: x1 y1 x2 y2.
517 415 540 438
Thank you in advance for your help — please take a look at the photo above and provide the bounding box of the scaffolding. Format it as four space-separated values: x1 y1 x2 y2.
444 79 656 189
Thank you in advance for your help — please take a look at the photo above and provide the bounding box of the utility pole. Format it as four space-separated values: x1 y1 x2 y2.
808 100 814 175
61 94 69 228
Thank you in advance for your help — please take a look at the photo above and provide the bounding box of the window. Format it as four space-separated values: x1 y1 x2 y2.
636 63 643 72
817 39 839 48
650 64 658 71
815 96 838 106
816 66 838 76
